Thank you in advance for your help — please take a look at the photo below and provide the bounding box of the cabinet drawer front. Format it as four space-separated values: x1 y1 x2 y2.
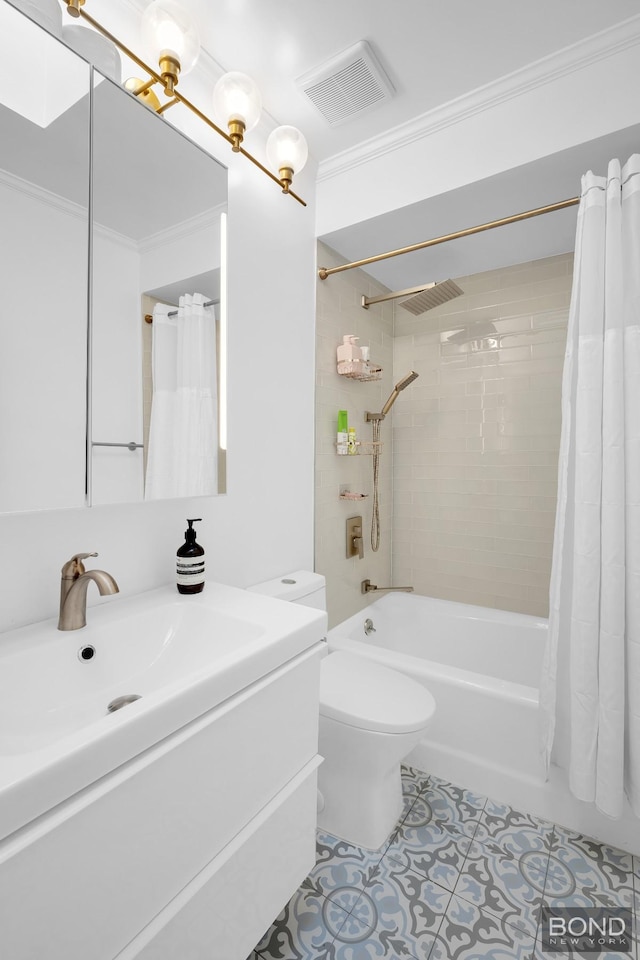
0 647 321 960
123 759 320 960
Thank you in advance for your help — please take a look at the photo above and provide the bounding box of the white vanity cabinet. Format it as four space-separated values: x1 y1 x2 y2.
0 642 323 960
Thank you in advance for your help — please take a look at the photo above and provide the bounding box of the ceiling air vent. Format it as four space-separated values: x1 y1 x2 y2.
296 40 394 126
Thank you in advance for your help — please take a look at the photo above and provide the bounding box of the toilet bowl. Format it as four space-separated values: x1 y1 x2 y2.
247 572 436 850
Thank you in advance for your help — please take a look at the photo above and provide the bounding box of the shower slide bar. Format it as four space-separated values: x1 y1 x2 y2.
144 299 219 324
318 196 580 280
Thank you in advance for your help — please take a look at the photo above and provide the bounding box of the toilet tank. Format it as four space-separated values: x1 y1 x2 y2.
247 571 327 611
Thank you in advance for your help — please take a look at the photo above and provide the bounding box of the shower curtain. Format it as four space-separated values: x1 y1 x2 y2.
145 293 218 499
540 155 640 819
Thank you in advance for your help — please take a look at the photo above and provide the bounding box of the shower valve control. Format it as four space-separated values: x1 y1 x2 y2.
346 516 365 560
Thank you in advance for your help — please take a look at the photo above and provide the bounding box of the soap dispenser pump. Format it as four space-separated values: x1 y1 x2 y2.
177 519 205 594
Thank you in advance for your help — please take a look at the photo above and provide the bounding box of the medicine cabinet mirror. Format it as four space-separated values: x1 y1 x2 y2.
0 1 228 514
90 73 227 505
0 0 90 513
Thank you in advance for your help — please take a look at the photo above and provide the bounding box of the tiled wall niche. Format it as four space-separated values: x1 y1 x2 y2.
392 254 572 617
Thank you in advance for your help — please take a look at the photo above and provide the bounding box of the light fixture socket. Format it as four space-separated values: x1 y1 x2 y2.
124 77 162 112
66 0 85 19
159 53 180 95
278 167 293 193
228 118 245 152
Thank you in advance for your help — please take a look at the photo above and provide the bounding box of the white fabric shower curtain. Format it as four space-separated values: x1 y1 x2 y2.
540 155 640 819
145 293 218 499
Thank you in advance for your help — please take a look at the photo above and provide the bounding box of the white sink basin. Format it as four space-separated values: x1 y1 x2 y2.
0 582 326 841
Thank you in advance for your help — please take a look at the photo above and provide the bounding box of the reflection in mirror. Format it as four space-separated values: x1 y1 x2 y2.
0 1 90 513
90 73 228 505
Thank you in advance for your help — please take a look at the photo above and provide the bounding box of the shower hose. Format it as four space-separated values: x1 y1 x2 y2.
370 418 381 552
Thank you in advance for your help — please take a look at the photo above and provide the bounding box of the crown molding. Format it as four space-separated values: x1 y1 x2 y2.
0 167 88 222
138 202 225 255
317 14 640 183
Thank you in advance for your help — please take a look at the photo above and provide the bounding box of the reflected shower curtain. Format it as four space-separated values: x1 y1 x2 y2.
540 155 640 819
145 293 217 499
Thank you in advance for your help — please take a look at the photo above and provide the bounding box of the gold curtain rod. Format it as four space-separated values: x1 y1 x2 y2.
69 4 307 207
317 196 581 280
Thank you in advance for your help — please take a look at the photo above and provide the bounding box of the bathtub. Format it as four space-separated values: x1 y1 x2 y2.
327 592 639 854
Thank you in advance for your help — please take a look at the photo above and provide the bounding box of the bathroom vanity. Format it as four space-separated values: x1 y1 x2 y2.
0 582 325 960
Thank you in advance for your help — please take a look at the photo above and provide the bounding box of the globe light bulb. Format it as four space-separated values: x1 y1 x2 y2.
212 72 261 151
141 0 199 94
266 125 308 192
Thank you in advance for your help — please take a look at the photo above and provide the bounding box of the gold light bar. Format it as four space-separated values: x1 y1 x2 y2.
65 1 307 207
318 197 580 279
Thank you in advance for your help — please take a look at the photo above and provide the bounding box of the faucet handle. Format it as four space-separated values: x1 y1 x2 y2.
61 552 98 579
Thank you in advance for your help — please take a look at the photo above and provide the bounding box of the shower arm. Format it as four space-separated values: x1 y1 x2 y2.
361 580 414 594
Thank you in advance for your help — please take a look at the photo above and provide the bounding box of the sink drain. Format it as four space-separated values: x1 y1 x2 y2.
107 694 142 713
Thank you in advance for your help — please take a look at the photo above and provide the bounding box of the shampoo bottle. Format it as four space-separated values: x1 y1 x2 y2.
177 519 205 594
337 410 349 455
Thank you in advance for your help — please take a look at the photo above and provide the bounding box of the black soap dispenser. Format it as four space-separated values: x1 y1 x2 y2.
177 519 205 594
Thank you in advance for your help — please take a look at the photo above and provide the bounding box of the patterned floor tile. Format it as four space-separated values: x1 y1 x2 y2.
254 885 347 960
386 801 475 892
422 777 487 836
402 764 431 800
303 831 385 911
545 828 635 911
474 799 554 860
401 764 431 820
430 893 536 960
328 856 450 960
454 840 547 937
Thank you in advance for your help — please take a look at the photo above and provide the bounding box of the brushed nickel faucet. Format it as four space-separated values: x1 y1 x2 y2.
58 552 119 631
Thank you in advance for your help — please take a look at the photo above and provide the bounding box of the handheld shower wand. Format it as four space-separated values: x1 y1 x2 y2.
367 371 419 421
366 372 419 552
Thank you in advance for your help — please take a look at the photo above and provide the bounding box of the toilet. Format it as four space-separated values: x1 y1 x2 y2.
248 571 436 850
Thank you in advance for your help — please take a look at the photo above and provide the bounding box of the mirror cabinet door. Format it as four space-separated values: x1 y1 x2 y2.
90 73 228 505
0 1 90 513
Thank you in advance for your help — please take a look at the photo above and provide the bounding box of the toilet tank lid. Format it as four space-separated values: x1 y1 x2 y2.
247 570 326 603
320 651 436 734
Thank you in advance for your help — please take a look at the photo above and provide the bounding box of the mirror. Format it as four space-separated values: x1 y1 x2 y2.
0 1 90 513
90 72 228 505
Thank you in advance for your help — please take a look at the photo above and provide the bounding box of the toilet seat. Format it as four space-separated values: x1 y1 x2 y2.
320 651 435 734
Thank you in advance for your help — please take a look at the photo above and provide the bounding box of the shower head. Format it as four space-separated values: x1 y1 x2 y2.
380 371 419 418
398 279 464 315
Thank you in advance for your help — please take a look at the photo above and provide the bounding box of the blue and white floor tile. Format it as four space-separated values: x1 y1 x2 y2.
252 766 638 960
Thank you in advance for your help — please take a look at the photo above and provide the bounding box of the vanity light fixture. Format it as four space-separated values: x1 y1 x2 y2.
266 125 309 195
212 71 262 152
62 0 308 205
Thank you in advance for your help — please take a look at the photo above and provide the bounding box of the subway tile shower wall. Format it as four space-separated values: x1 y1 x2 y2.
392 254 572 618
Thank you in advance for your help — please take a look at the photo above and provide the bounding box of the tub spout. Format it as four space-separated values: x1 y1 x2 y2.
361 580 414 595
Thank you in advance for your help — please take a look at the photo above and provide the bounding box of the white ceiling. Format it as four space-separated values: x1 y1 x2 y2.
185 0 640 162
180 0 640 284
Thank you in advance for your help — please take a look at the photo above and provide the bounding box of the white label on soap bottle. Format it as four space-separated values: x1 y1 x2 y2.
177 556 205 586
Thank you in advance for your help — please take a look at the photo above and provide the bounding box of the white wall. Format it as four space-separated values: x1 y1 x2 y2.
0 176 87 513
0 4 317 632
90 227 143 505
317 35 640 234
